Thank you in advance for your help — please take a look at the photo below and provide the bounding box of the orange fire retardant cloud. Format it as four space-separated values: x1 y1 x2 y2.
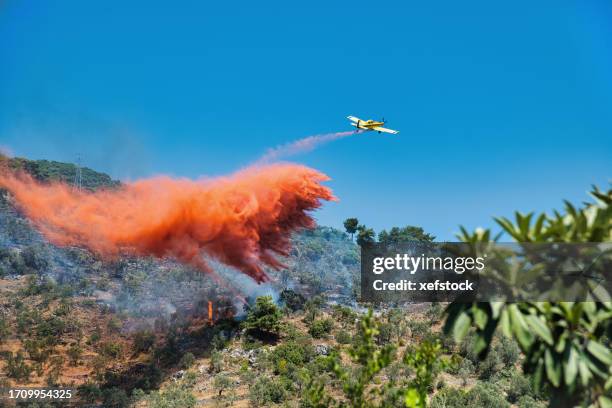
0 164 335 283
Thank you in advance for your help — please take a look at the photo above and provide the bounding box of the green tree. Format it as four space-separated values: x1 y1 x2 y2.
403 340 450 408
378 226 436 244
102 387 130 408
303 296 324 324
243 296 283 337
249 376 288 406
308 318 334 339
5 351 32 381
133 329 156 354
356 225 376 246
344 218 360 240
444 186 612 407
149 383 197 408
213 373 232 397
280 288 307 312
323 310 396 407
309 310 450 408
179 352 195 369
67 343 83 366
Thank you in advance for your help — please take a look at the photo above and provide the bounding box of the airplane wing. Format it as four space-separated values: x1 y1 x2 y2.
372 126 399 134
347 116 361 123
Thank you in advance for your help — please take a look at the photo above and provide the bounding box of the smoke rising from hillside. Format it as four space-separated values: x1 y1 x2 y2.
258 130 360 163
0 164 334 283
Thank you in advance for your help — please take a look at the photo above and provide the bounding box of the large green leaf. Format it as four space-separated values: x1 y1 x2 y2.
564 345 578 386
578 358 592 387
545 349 561 387
525 314 553 345
508 304 533 348
452 312 471 343
586 340 612 366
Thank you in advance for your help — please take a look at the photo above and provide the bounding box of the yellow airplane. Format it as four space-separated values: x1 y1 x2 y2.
347 115 399 134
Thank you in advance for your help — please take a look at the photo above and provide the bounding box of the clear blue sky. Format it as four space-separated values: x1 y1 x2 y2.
1 0 610 240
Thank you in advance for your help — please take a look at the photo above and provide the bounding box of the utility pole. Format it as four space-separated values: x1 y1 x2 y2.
74 155 82 191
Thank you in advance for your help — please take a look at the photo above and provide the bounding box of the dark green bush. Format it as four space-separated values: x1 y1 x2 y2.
335 330 351 344
149 383 196 408
432 384 510 408
308 318 333 339
506 370 533 403
179 352 196 369
102 387 130 408
498 335 520 368
5 351 32 381
243 296 282 337
270 340 314 373
100 341 122 358
133 329 156 353
280 289 306 312
249 376 287 406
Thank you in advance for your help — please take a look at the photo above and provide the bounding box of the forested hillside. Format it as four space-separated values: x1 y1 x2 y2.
0 157 609 407
2 155 120 190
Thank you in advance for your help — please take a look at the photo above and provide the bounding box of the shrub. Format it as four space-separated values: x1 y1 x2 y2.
517 395 546 408
303 297 324 324
21 244 49 272
0 316 10 343
270 340 314 373
213 373 232 397
431 387 467 408
332 305 357 326
280 289 306 312
498 335 520 368
335 330 351 344
36 315 67 341
23 338 50 363
77 383 102 404
457 358 475 386
432 383 510 408
88 327 102 344
107 317 122 333
179 352 195 369
407 319 431 340
426 302 444 323
506 370 533 403
101 342 122 358
210 332 228 350
243 296 282 337
133 329 156 353
477 346 501 380
148 383 197 408
67 343 83 366
249 376 287 406
377 321 395 345
5 351 32 381
209 350 223 373
466 383 509 408
102 387 130 408
308 318 333 339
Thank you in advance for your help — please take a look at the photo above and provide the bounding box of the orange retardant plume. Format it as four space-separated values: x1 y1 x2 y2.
0 163 335 283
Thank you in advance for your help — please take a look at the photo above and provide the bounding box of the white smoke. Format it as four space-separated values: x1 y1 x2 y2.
257 130 361 163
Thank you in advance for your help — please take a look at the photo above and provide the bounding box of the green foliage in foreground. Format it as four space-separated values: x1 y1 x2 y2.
303 310 450 408
445 186 612 407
